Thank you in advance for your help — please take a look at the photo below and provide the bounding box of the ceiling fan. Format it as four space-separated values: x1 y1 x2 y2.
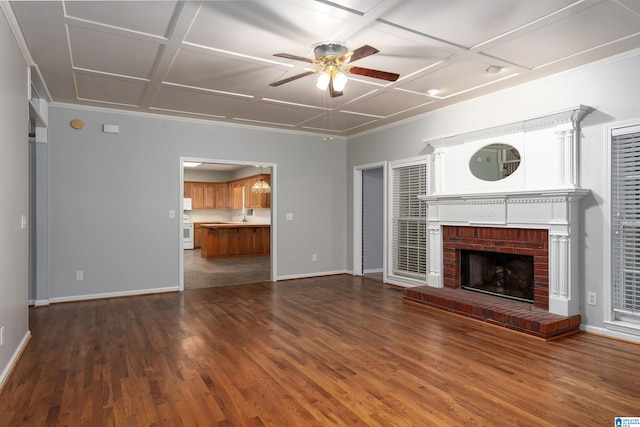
269 41 400 97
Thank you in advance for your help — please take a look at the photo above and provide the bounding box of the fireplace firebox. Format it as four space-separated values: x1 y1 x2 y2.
461 250 534 303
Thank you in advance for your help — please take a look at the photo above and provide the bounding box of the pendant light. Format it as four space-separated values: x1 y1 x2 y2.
251 166 271 193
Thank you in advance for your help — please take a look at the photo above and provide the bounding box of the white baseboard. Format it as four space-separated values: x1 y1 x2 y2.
48 286 181 304
34 299 50 307
364 268 383 274
0 330 32 393
581 324 640 344
276 270 348 281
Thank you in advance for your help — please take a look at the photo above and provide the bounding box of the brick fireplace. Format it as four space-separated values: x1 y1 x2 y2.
402 106 592 339
403 189 588 339
443 226 548 309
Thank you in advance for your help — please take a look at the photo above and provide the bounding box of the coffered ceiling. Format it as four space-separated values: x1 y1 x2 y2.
9 0 640 136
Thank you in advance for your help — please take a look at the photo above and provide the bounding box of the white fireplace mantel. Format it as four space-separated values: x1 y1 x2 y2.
419 188 590 230
418 106 593 317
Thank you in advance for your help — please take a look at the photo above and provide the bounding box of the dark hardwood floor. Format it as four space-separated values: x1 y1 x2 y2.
1 275 639 426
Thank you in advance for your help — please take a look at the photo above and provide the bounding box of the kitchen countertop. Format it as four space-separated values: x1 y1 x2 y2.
198 222 270 228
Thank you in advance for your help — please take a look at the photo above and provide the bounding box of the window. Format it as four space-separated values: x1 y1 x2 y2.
388 157 428 285
611 124 640 321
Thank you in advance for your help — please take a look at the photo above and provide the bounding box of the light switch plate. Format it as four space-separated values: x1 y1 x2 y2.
286 213 293 221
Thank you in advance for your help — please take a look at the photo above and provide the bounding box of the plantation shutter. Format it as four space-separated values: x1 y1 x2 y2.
390 159 428 282
612 125 640 317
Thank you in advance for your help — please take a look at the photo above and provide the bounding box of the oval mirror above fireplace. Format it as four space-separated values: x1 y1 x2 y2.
469 143 521 181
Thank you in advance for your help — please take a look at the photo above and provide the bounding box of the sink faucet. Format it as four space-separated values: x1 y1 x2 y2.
241 214 247 222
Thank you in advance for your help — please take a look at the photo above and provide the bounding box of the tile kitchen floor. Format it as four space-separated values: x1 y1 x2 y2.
184 249 271 289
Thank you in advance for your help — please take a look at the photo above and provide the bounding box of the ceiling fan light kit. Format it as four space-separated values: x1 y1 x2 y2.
311 41 350 60
270 41 399 97
316 71 331 90
331 70 348 91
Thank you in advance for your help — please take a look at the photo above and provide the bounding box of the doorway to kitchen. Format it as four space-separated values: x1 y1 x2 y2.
353 163 385 282
180 157 275 291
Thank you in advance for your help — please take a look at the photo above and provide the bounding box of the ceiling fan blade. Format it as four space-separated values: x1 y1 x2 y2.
269 71 315 87
273 53 314 63
343 45 379 62
349 66 399 82
329 77 343 98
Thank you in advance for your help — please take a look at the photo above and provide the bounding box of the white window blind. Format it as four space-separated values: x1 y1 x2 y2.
390 160 427 281
612 125 640 317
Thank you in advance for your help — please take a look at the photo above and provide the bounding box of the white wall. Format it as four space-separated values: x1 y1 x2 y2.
45 105 347 301
347 49 640 338
0 9 30 387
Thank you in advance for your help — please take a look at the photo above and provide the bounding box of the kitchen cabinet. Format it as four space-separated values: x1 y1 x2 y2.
185 182 205 209
200 225 270 259
257 226 270 254
185 174 269 210
204 183 216 209
215 183 229 209
194 224 203 249
244 174 270 208
231 184 243 209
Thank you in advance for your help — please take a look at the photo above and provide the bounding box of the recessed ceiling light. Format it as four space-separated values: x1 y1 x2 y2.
184 162 202 168
426 88 440 96
487 65 503 74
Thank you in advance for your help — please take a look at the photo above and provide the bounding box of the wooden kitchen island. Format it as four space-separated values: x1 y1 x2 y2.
200 223 270 259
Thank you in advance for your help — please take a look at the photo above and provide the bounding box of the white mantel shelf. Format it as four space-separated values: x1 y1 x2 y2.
418 188 590 229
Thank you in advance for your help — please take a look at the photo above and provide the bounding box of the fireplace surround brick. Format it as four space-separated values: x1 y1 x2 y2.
442 225 549 310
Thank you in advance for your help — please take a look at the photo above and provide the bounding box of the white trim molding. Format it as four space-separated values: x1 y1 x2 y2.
0 331 31 393
48 286 180 304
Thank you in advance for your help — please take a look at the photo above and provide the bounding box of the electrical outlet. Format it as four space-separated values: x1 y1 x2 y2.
76 270 83 281
587 292 597 306
312 254 317 262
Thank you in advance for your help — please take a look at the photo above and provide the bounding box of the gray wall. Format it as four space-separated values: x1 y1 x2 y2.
46 106 346 300
0 10 30 385
363 167 383 272
347 50 640 337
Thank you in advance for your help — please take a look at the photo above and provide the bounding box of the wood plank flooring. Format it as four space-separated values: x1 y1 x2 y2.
1 275 639 426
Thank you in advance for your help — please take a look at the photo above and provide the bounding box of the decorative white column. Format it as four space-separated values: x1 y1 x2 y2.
556 127 576 187
428 143 445 194
549 233 573 316
427 226 441 287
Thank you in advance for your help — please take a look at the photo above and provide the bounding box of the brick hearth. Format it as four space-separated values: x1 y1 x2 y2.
403 286 581 340
403 226 580 339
